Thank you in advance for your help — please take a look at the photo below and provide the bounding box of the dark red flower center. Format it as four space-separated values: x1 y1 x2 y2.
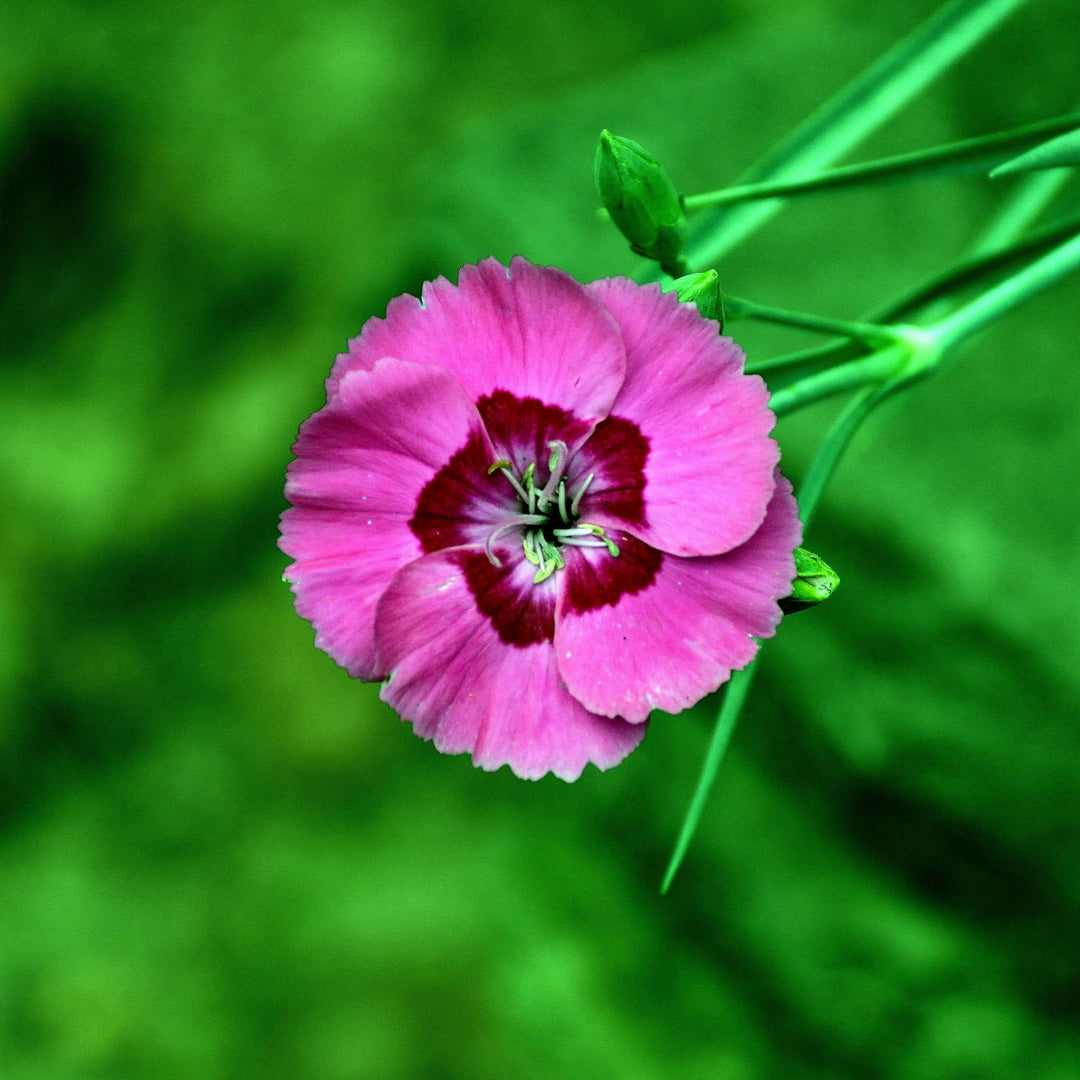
410 391 661 646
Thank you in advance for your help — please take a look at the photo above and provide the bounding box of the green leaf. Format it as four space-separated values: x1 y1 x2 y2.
678 0 1033 271
661 663 757 894
928 226 1080 351
990 125 1080 176
682 112 1080 210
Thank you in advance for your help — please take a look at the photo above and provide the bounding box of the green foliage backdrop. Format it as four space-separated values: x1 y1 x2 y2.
2 1 1078 1077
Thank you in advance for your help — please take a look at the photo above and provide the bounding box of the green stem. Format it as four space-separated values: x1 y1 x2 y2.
725 294 901 347
748 209 1080 388
768 225 1080 416
659 377 908 895
767 334 932 416
684 112 1080 211
797 382 900 527
973 168 1075 257
659 0 1035 895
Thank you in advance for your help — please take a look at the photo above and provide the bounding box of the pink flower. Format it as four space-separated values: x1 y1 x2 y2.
279 257 801 780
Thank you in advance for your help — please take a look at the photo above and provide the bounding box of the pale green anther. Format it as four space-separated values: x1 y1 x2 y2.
489 450 620 584
547 440 566 474
530 532 565 583
560 523 620 558
780 547 840 613
599 534 620 558
581 523 621 559
522 533 541 566
534 558 558 585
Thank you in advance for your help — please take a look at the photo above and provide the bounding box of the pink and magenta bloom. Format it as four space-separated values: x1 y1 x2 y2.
279 257 801 780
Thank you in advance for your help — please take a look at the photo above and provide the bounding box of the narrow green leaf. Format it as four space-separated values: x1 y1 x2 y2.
990 125 1080 176
928 227 1080 351
797 382 902 527
683 112 1080 210
680 0 1032 270
661 663 757 894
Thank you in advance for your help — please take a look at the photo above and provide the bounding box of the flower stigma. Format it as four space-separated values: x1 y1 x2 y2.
487 441 620 583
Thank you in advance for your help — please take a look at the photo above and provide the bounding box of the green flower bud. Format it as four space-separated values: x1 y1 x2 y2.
595 130 687 270
664 270 725 330
779 547 840 614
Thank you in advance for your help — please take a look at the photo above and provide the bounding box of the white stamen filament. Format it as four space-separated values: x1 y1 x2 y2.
535 440 569 511
485 452 617 580
484 512 547 566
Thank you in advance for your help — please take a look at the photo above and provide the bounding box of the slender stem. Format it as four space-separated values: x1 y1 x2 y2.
797 382 899 527
747 337 864 387
660 661 757 894
768 225 1080 417
768 337 929 416
660 365 918 897
972 167 1075 257
725 294 901 347
879 211 1080 325
684 112 1080 211
660 0 1037 894
748 209 1080 387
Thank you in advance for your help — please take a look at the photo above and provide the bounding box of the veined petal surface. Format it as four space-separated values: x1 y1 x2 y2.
586 277 779 556
555 475 801 722
375 548 647 780
329 257 626 427
280 358 492 680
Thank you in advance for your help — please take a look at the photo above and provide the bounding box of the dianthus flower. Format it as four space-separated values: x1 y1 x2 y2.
280 257 801 780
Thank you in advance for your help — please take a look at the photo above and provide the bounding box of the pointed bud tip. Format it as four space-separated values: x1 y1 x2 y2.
779 547 840 614
594 130 687 265
665 271 724 326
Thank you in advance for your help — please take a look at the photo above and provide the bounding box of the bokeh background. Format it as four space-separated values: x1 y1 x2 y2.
2 0 1078 1076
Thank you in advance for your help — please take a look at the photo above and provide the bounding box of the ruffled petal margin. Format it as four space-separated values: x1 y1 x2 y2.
586 277 780 557
280 358 493 680
555 474 802 722
329 257 626 427
374 549 647 781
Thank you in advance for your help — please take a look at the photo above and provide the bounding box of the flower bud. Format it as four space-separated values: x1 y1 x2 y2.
665 270 725 330
595 130 687 269
779 547 840 614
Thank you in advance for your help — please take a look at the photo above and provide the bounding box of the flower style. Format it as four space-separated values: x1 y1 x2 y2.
279 257 801 780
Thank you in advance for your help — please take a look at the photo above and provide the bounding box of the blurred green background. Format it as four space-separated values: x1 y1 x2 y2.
2 0 1078 1077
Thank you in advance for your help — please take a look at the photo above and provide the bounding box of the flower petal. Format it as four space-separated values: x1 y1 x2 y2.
555 475 802 722
585 277 780 556
280 358 494 680
375 548 647 780
329 257 626 424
